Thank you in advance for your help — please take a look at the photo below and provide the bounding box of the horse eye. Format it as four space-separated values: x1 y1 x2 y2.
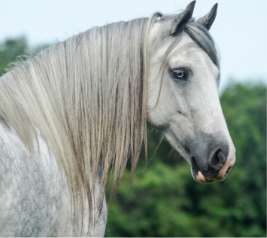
170 67 189 81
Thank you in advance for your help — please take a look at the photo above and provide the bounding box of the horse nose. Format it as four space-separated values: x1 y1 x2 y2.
189 132 236 182
208 148 227 171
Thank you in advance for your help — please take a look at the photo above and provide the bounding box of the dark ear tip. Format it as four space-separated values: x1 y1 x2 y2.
212 3 218 12
196 2 218 30
187 1 196 9
171 0 196 36
185 1 196 15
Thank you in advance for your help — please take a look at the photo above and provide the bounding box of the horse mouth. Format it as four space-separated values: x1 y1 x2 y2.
190 156 207 183
190 156 229 183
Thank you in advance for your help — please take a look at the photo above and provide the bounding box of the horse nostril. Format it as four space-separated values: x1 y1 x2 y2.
209 148 226 171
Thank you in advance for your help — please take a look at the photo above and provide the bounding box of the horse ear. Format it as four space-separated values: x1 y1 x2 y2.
171 1 196 36
197 3 218 30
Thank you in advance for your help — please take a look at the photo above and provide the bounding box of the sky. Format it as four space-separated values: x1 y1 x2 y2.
0 0 266 85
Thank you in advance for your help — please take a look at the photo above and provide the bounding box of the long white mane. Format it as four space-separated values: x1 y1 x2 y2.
0 17 151 227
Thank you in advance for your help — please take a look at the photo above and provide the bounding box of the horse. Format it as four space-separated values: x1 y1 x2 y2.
0 1 236 236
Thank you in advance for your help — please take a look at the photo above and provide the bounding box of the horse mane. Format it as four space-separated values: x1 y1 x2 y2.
0 17 151 231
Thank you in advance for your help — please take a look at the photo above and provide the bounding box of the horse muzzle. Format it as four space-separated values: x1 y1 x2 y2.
189 134 236 183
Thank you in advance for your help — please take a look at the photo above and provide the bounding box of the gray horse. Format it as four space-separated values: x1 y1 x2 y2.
0 1 235 236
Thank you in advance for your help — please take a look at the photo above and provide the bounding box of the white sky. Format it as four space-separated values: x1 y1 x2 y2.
0 0 266 85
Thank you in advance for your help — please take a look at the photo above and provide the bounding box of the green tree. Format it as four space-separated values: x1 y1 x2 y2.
0 37 29 75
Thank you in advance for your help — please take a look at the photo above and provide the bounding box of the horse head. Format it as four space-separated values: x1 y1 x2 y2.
147 1 236 183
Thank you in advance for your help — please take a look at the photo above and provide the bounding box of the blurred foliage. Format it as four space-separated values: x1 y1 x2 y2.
0 36 48 75
0 36 28 75
0 37 266 237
